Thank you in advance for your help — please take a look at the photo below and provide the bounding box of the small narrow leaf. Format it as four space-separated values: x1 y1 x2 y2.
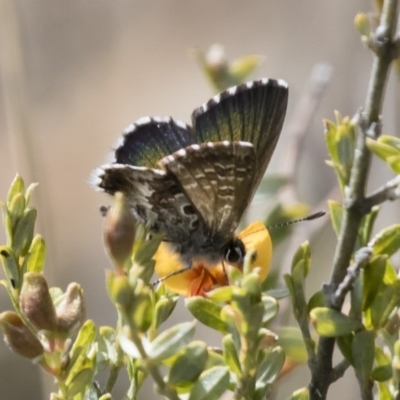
371 224 400 257
13 209 37 258
7 175 25 208
352 330 374 379
222 334 241 376
149 321 195 361
328 200 343 236
168 341 208 386
310 307 363 337
188 366 229 400
366 137 400 160
287 388 309 400
186 297 227 333
27 235 46 273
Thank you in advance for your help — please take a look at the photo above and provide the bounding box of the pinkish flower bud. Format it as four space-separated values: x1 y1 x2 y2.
56 283 86 336
20 272 57 332
0 311 43 359
103 192 136 269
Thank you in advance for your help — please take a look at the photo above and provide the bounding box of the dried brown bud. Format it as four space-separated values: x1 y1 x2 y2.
0 311 43 359
20 272 57 332
56 283 86 336
103 192 136 269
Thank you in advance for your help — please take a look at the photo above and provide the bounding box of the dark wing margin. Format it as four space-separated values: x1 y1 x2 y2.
114 117 195 168
159 141 257 237
92 164 199 240
192 78 288 188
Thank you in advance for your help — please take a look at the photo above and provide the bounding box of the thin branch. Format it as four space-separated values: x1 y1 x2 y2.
331 247 372 308
364 174 400 208
308 0 399 398
331 359 350 383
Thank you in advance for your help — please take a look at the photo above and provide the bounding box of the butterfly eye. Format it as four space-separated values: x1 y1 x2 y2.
224 239 246 265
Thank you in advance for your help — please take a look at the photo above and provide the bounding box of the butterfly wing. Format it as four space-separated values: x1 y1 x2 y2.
192 78 288 192
114 117 195 168
94 164 199 238
159 141 257 237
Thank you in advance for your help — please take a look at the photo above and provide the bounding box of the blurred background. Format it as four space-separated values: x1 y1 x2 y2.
0 0 399 399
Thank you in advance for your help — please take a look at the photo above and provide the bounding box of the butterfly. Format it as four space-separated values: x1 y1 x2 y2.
93 78 288 275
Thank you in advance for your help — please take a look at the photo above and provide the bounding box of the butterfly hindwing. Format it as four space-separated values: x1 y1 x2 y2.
94 164 199 239
192 78 288 191
159 141 257 237
114 117 195 168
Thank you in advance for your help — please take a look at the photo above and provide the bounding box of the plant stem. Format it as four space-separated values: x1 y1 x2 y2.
308 0 399 398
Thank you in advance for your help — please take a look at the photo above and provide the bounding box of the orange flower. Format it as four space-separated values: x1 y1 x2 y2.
154 221 272 296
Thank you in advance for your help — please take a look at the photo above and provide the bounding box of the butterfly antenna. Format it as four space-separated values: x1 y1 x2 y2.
267 211 326 229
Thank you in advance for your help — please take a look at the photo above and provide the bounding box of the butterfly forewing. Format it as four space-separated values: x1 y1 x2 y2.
192 79 288 192
115 117 195 168
93 78 288 265
160 142 257 238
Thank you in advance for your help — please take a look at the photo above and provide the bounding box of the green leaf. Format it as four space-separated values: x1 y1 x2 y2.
365 279 400 329
222 334 241 376
0 246 20 288
8 193 26 226
362 256 386 311
379 135 400 151
310 307 363 337
186 297 227 333
387 154 400 173
263 287 290 299
97 326 118 372
371 224 400 257
359 206 380 247
66 365 96 399
366 137 400 160
149 321 195 361
352 330 374 379
256 346 285 384
67 320 97 385
337 334 354 365
24 183 38 208
168 341 208 386
131 291 153 332
277 327 308 364
229 54 264 85
307 290 325 313
188 366 229 400
287 388 309 400
261 295 279 324
372 365 392 382
328 200 343 236
7 175 25 208
12 209 37 258
206 286 234 303
291 242 311 278
377 382 392 400
26 235 46 273
153 295 178 330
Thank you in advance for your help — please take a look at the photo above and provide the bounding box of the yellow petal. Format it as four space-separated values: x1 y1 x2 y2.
237 221 272 281
153 221 272 296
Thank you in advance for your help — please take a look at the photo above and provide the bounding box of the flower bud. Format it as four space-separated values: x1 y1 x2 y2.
106 270 133 307
103 192 136 269
56 283 86 336
0 311 43 359
20 272 57 332
354 13 371 39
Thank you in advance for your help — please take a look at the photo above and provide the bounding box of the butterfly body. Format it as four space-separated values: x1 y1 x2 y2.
94 78 288 270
